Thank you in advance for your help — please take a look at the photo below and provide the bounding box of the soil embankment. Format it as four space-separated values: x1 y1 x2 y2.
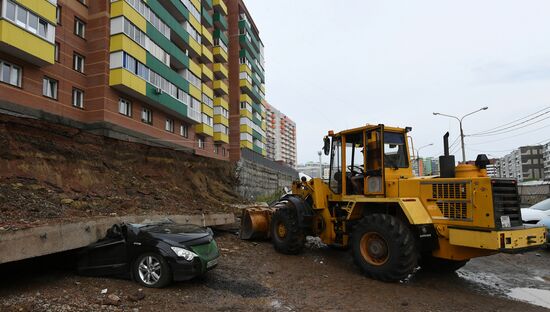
0 114 241 229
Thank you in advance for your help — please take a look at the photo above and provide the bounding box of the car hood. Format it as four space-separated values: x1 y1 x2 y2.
139 224 212 246
521 208 546 222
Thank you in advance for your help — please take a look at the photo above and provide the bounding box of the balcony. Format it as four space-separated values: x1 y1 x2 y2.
214 29 229 46
213 46 228 63
19 0 57 24
196 124 214 137
214 115 229 126
202 8 213 28
240 79 252 94
201 26 214 46
214 132 229 143
109 68 147 96
202 0 213 10
214 97 228 109
213 80 228 95
213 63 228 79
213 12 228 31
201 45 214 64
0 20 55 66
213 0 228 15
202 83 214 99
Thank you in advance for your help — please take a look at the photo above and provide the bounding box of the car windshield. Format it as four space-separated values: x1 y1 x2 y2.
531 198 550 211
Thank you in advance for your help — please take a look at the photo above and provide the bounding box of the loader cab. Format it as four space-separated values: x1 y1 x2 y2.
326 125 412 197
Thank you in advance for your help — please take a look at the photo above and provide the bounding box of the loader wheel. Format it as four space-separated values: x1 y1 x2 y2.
420 256 468 273
271 206 305 254
352 214 417 282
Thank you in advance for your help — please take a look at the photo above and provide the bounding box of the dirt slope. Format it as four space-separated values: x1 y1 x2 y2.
0 114 241 229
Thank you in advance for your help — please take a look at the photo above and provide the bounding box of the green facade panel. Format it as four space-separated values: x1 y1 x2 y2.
253 144 263 154
148 0 190 47
214 29 229 45
146 82 188 118
146 53 189 93
202 9 213 28
146 22 190 71
213 12 228 30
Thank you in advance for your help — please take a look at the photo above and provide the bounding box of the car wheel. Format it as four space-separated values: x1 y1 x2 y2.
134 253 171 288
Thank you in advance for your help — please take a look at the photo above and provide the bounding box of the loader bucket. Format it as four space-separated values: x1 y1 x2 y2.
240 207 273 240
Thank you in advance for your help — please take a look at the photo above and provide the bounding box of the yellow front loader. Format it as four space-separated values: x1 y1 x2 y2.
241 124 547 281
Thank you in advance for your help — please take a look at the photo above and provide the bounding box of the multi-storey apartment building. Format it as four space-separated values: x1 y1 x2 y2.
496 146 544 181
265 101 296 168
543 142 550 180
0 0 229 159
227 0 266 161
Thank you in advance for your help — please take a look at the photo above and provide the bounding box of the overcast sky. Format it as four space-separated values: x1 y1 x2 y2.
245 0 550 164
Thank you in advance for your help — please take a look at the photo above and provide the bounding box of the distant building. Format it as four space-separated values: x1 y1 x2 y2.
414 157 439 176
496 146 544 182
265 102 297 168
544 142 550 181
297 162 329 180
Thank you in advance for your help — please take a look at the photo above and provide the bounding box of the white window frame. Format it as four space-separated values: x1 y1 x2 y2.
42 77 58 99
165 119 174 132
141 107 153 124
118 98 132 117
0 59 22 87
180 124 188 138
73 53 85 73
72 88 84 108
74 17 85 38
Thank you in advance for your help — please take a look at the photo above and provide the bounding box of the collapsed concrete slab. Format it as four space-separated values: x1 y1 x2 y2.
0 213 234 264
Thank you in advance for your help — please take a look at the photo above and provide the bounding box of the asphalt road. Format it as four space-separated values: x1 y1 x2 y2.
0 233 549 311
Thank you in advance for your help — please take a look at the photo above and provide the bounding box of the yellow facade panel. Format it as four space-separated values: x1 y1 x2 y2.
214 133 229 143
0 20 54 65
110 1 147 32
189 37 202 56
213 80 228 95
191 0 201 11
239 63 252 75
213 63 228 79
213 46 228 62
202 26 214 46
196 124 214 137
109 68 147 95
188 59 202 77
214 97 229 110
202 84 214 99
240 140 253 149
240 109 252 119
189 15 202 35
240 94 252 104
201 62 214 80
202 46 214 64
109 34 146 64
240 124 252 134
214 115 228 125
202 104 214 117
213 0 228 15
189 84 202 100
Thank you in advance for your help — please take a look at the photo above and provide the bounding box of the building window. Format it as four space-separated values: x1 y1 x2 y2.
54 42 60 62
198 137 205 149
141 108 152 124
73 53 84 73
165 119 174 132
180 124 188 138
222 147 226 156
0 60 22 87
214 145 219 154
74 18 86 38
42 77 58 99
56 6 62 24
72 88 84 108
5 1 53 43
118 98 132 117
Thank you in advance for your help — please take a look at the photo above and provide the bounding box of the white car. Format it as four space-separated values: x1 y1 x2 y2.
521 198 550 224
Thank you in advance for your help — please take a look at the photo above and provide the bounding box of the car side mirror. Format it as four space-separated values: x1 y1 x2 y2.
323 137 330 155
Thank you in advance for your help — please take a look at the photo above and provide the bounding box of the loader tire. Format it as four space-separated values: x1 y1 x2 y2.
420 256 468 273
271 207 305 254
352 214 417 282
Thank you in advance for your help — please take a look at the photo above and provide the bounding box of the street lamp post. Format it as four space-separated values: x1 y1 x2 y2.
433 107 488 163
415 143 433 176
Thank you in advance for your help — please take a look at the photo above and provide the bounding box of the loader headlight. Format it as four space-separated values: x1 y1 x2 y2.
170 247 198 261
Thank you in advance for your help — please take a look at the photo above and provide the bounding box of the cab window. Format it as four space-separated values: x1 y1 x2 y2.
384 132 408 168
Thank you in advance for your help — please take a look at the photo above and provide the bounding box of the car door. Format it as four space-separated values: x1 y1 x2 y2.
78 233 129 277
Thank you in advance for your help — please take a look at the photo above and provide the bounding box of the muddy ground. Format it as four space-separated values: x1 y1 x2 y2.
1 232 549 312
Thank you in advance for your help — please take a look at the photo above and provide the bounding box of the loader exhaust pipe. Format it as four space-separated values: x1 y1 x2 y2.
439 132 456 178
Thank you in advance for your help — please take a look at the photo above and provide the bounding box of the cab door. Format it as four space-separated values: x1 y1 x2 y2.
363 125 385 196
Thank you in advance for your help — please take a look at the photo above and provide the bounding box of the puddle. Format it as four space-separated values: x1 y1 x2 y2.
508 288 550 309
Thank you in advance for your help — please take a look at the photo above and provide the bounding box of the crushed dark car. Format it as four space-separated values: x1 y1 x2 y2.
77 222 220 288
